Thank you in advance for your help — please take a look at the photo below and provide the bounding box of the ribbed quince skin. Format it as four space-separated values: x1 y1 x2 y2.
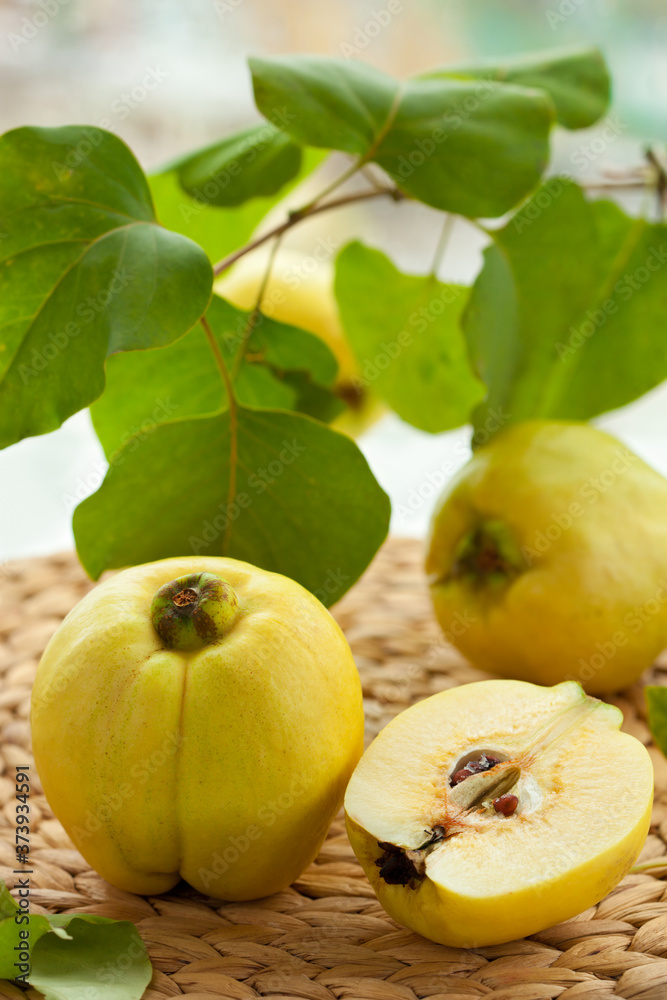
426 420 667 693
31 557 364 900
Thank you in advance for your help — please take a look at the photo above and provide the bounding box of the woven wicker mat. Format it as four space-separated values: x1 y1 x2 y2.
4 539 667 1000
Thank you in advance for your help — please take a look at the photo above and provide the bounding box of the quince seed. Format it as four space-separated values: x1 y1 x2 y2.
493 793 519 816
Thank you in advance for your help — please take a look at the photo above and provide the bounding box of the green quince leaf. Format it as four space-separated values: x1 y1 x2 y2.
234 363 296 411
249 54 554 218
646 686 667 759
0 880 18 920
90 295 339 459
0 913 52 980
464 178 667 437
149 147 327 264
174 122 302 207
281 371 346 424
0 125 213 449
29 917 151 1000
422 45 610 129
74 407 391 602
335 241 484 432
0 881 90 980
0 880 145 1000
0 881 51 982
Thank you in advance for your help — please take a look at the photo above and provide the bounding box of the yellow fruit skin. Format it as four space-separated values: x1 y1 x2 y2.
346 802 651 948
426 421 667 693
217 248 383 436
31 557 364 900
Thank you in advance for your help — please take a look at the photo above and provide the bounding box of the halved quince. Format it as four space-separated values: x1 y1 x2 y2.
345 679 653 947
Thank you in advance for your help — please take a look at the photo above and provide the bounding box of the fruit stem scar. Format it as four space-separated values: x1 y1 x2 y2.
151 572 240 651
173 588 197 607
443 519 526 589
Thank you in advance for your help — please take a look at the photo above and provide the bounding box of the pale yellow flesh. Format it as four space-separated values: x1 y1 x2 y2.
217 248 384 436
426 421 667 693
345 679 653 947
31 557 364 899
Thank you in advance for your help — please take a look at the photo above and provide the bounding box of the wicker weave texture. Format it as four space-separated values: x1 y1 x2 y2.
2 540 667 999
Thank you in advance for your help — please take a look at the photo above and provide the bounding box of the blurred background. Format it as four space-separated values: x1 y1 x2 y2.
2 0 667 561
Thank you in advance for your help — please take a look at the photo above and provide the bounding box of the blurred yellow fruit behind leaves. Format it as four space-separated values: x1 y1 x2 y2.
217 246 384 436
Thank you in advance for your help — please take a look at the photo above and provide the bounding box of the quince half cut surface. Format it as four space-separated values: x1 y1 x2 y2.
345 679 653 948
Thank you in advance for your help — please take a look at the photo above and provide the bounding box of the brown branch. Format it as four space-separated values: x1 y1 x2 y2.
212 186 406 277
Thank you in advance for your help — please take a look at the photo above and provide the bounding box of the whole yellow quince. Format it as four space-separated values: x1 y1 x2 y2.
31 557 364 899
346 679 652 947
426 420 667 693
217 247 383 436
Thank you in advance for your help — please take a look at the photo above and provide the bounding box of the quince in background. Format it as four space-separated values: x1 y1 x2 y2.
31 557 364 900
426 420 667 693
217 247 383 436
345 679 653 948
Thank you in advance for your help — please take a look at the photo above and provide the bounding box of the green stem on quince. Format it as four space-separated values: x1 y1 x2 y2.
151 572 239 650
